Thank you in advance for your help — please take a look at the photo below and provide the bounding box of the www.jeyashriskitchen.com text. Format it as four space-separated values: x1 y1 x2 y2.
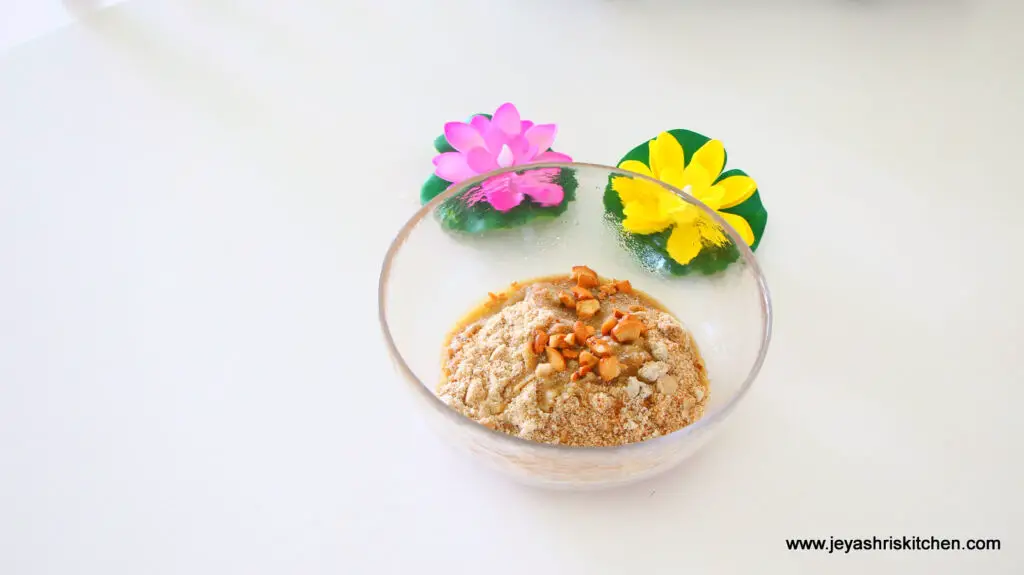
786 536 1001 554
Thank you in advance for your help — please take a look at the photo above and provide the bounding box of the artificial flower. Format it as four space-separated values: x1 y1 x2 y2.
432 102 572 212
613 131 757 265
462 168 564 211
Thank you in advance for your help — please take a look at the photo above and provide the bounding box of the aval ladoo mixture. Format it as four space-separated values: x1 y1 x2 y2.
437 266 710 447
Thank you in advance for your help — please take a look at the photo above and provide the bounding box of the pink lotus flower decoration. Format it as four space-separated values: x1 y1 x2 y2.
431 103 573 212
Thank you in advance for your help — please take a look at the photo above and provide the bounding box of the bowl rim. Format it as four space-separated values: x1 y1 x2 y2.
378 161 772 453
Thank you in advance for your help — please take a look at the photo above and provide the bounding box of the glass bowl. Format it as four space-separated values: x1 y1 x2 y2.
378 162 771 490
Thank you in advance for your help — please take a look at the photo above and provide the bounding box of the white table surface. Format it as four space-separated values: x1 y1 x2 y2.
1 0 1022 573
0 0 123 53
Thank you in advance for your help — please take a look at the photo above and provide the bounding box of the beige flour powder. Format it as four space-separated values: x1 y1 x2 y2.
437 267 709 447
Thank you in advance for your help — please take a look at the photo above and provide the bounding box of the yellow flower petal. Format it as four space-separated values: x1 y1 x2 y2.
673 204 701 225
618 160 653 177
695 184 726 211
696 214 729 247
612 176 658 205
714 175 757 209
658 166 686 191
689 140 725 181
656 186 688 216
623 202 673 234
680 162 714 192
717 211 755 246
666 223 703 265
648 132 685 180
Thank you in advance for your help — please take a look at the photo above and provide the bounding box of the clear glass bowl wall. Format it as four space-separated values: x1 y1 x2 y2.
379 163 771 490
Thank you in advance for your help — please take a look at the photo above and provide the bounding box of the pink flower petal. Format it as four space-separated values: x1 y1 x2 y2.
485 179 524 212
433 152 476 183
480 173 513 195
496 144 515 168
520 120 534 132
522 183 564 206
534 151 573 163
483 124 509 154
518 144 539 165
491 102 522 136
461 182 487 206
506 135 533 163
444 122 485 152
470 115 490 132
525 124 557 152
466 147 497 173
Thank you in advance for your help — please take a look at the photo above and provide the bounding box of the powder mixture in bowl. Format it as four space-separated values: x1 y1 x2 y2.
437 266 709 447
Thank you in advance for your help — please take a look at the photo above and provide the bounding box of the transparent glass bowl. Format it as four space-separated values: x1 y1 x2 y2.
378 163 771 490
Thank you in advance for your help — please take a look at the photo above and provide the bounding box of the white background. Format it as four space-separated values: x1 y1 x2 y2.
0 0 122 52
1 0 1022 573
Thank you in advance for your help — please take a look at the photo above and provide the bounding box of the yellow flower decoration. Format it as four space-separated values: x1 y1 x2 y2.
612 132 758 265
